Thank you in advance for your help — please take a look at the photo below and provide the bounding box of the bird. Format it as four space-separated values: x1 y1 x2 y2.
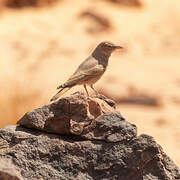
50 41 123 101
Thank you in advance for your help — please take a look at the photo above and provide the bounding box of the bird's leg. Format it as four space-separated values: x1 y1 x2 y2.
84 84 89 96
90 85 98 95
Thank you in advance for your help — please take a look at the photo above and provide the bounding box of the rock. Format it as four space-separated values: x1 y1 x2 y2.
103 0 142 7
0 158 23 180
79 10 112 34
17 92 123 139
81 112 136 142
0 0 59 8
1 92 179 179
0 125 179 180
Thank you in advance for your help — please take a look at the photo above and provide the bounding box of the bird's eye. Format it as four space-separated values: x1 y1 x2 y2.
105 43 112 47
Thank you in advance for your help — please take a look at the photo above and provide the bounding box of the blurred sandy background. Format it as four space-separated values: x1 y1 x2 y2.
0 0 180 166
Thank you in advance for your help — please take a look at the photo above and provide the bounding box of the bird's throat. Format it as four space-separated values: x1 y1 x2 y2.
92 51 109 68
92 51 110 61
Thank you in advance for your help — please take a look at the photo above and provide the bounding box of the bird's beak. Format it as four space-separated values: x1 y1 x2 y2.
115 46 123 50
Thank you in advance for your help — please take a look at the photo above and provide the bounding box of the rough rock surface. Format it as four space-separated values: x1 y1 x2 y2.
17 92 128 141
0 92 179 180
0 158 23 180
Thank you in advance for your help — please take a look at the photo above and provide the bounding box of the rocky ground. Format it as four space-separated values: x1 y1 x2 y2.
0 93 180 180
0 0 180 167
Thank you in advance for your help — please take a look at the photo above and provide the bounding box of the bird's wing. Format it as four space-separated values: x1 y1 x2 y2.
57 56 101 88
81 65 104 76
64 65 104 86
73 55 98 74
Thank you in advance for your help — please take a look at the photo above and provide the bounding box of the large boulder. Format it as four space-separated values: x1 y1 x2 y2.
0 92 179 180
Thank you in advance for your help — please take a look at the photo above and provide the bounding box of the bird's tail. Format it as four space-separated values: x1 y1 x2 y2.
50 87 71 102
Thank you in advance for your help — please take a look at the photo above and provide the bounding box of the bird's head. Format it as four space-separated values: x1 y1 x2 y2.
93 41 123 57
